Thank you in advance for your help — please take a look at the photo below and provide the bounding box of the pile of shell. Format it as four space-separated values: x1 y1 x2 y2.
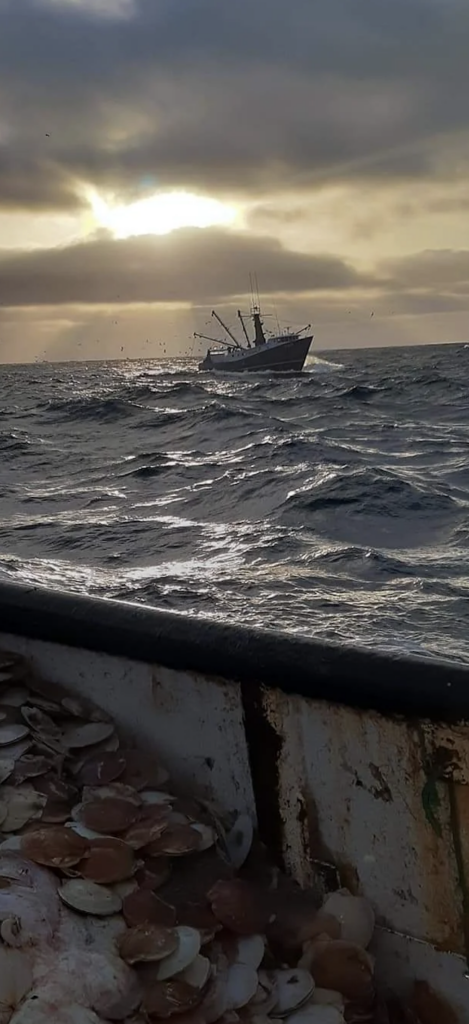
0 650 459 1024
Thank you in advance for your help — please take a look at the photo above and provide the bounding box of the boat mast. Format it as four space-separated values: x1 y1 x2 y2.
211 311 242 349
249 272 266 346
237 310 251 348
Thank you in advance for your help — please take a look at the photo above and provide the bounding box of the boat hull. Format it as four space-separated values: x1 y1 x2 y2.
199 335 312 373
1 581 469 1019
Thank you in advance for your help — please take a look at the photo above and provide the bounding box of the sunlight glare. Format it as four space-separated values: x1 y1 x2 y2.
87 188 236 238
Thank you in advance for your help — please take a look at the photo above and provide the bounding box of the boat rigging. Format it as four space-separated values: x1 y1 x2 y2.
194 292 313 373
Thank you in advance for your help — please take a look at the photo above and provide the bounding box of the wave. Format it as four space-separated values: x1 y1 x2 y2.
0 432 33 454
43 396 136 422
284 466 459 518
3 343 469 662
337 384 385 401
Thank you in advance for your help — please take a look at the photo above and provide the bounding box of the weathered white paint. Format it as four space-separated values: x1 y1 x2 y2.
0 634 255 818
1 631 468 1018
261 688 463 946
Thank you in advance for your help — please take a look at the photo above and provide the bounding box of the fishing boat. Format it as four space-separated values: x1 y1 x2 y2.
196 305 313 373
0 581 468 1020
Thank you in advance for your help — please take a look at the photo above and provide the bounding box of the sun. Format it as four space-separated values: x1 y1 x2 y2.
86 188 236 238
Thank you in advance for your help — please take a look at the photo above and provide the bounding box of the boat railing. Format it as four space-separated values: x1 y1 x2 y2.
1 580 468 1013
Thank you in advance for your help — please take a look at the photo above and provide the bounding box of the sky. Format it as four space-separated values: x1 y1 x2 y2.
1 0 469 361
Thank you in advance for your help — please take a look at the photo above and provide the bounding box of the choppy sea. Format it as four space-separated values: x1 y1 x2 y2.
1 344 469 662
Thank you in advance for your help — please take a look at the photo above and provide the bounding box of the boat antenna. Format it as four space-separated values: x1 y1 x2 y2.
249 272 256 312
274 306 281 335
254 273 261 312
237 310 251 348
211 310 242 349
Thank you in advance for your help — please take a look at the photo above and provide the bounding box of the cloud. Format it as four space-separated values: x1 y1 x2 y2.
1 0 469 211
0 228 371 306
383 249 469 291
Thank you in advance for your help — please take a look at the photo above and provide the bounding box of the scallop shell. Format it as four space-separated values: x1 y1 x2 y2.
58 878 122 916
168 811 192 826
23 694 64 715
61 722 115 749
322 891 375 949
40 798 72 824
225 964 259 1010
147 824 203 857
121 749 170 791
1 785 47 832
79 797 139 835
140 789 174 806
271 969 315 1016
0 738 32 762
124 808 170 849
123 889 177 928
82 782 142 807
142 978 204 1018
69 733 120 775
34 775 77 803
61 695 112 722
208 880 273 935
76 751 127 787
250 977 278 1016
0 835 22 853
178 954 211 990
21 826 89 868
155 925 201 981
191 822 216 851
21 706 61 737
234 935 265 969
66 821 106 841
0 723 30 746
0 758 15 783
306 940 374 1003
14 755 55 784
78 836 135 883
201 974 229 1024
113 878 139 899
119 923 179 964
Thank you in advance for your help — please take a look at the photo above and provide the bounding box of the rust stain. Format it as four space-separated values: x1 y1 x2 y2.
448 781 469 967
369 763 393 802
421 722 469 785
409 723 465 955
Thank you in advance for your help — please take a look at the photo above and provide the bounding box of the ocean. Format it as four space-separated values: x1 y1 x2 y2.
1 343 469 663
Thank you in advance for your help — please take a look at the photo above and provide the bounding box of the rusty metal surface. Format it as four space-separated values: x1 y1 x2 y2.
258 687 469 956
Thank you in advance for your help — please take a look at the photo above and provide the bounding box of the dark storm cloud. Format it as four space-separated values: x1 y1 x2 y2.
1 0 469 210
0 228 371 305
